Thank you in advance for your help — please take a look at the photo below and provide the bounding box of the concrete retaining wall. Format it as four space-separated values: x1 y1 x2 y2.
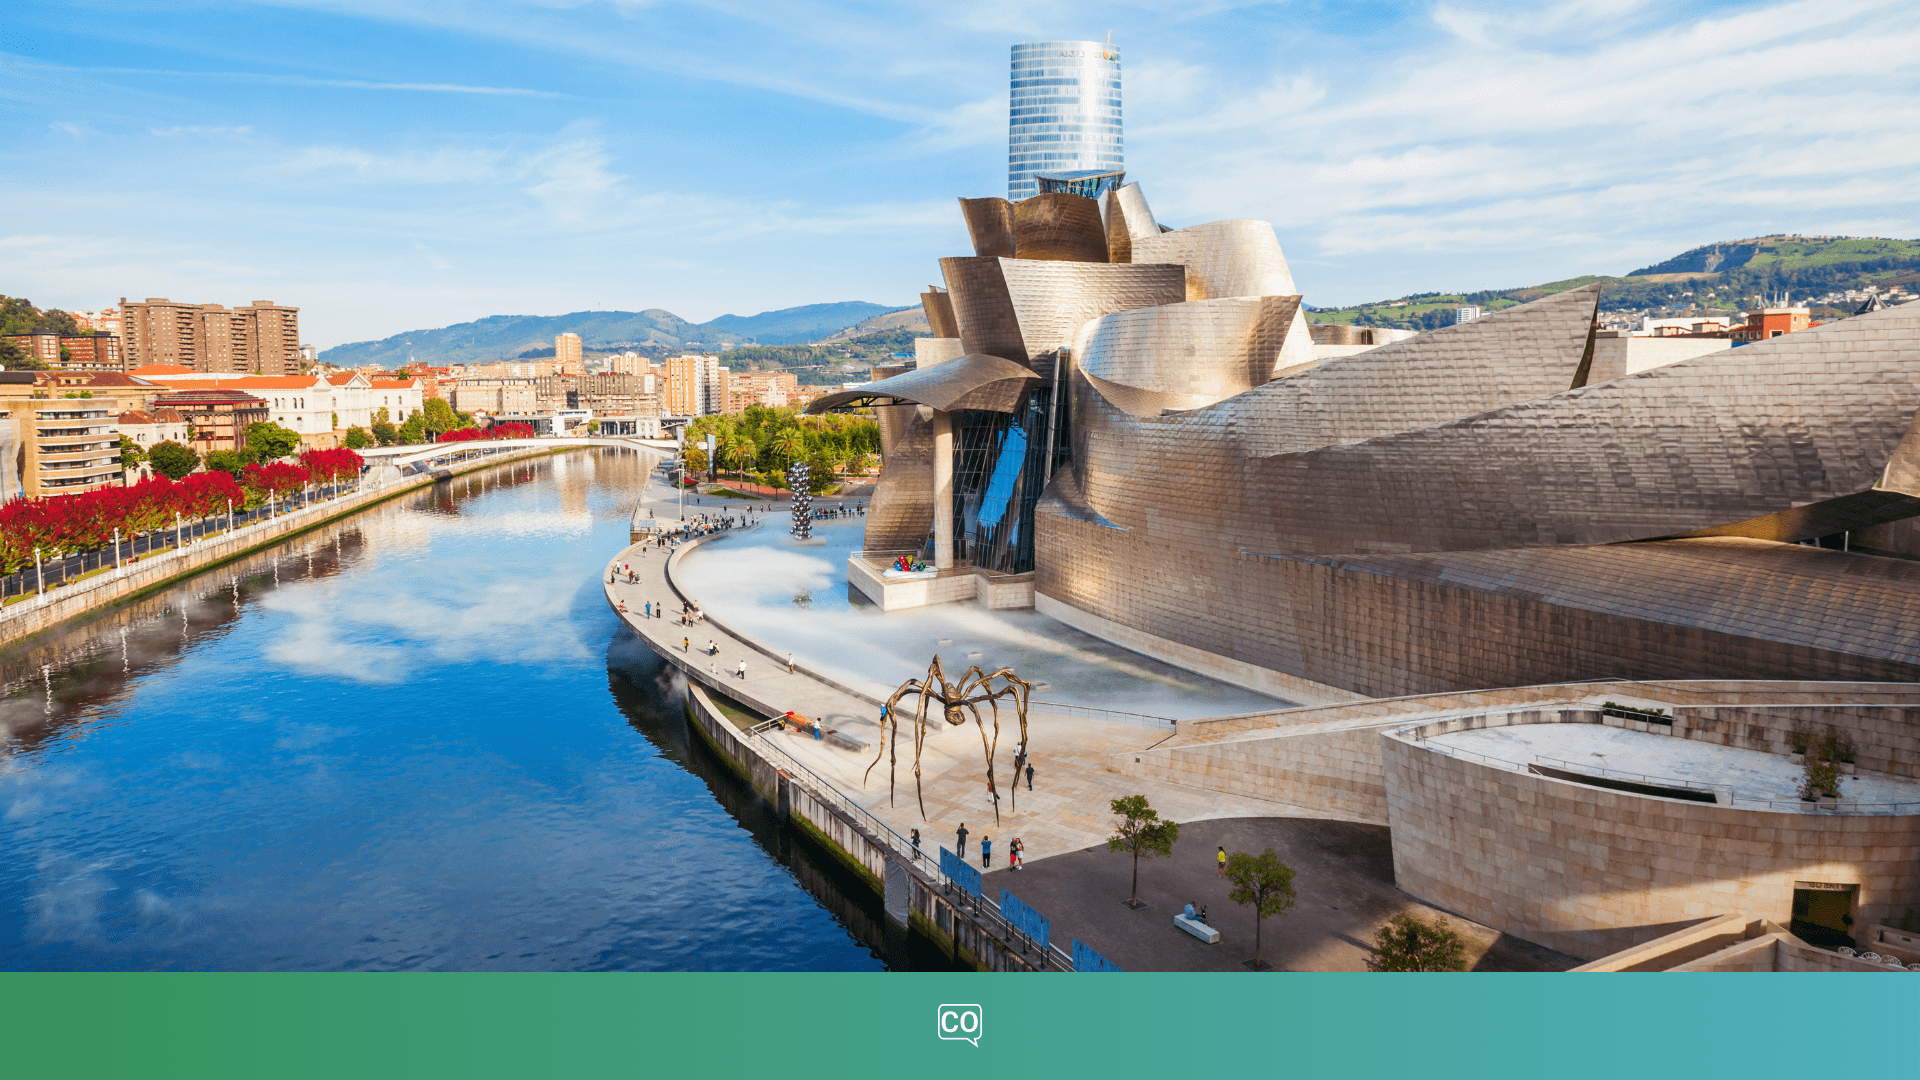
678 680 1051 971
1383 723 1920 960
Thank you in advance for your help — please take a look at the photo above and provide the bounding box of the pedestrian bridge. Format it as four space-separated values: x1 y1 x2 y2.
358 436 675 481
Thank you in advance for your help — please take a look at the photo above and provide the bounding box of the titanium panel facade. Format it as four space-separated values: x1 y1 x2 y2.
1010 193 1110 263
1129 220 1298 300
1074 296 1310 409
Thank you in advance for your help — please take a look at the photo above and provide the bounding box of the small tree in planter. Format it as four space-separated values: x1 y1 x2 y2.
1802 754 1843 804
1105 795 1179 909
1368 914 1469 971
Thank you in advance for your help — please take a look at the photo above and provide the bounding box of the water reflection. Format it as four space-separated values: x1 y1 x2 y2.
0 450 888 971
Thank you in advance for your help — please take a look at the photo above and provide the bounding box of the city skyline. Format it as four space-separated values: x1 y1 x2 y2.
2 1 1918 349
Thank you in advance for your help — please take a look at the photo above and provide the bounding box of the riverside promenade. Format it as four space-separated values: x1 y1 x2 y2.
603 474 1334 872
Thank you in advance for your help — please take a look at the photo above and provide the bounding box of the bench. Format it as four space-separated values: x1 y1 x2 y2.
1174 914 1219 943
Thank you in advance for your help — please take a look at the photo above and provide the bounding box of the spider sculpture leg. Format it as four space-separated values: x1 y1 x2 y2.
866 679 925 807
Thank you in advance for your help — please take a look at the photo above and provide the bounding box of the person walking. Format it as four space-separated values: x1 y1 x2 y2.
1025 762 1034 791
735 659 747 680
644 601 651 618
910 828 921 855
682 636 690 652
1010 837 1023 870
1217 846 1228 878
955 823 968 859
981 835 991 869
706 638 717 656
786 652 795 674
707 659 717 680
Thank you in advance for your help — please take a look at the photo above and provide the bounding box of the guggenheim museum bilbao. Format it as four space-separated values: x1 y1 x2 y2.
809 44 1920 970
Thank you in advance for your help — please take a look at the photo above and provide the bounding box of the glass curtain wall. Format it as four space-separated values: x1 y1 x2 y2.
952 386 1067 574
1008 41 1123 202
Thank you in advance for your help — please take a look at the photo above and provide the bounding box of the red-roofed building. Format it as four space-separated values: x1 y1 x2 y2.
149 390 269 453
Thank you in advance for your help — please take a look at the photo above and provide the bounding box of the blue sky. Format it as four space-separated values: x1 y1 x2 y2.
4 1 1918 348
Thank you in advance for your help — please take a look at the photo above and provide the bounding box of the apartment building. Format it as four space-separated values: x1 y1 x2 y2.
556 333 583 373
725 371 799 412
446 377 538 416
0 371 167 498
120 298 302 375
2 333 124 372
663 354 727 416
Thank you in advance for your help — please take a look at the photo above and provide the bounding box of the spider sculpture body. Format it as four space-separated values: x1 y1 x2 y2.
865 656 1031 823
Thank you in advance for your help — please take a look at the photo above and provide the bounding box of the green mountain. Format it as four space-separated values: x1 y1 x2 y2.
1310 235 1920 332
320 301 913 367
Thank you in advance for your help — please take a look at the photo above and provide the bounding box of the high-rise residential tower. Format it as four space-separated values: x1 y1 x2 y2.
1006 40 1123 201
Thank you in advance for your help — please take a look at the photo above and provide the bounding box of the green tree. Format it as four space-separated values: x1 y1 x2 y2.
148 439 200 480
343 426 374 450
1225 848 1298 971
769 429 804 468
331 411 339 430
1105 795 1180 909
422 397 469 434
0 338 47 370
721 433 755 475
371 419 398 446
117 435 147 473
805 450 838 494
683 446 709 474
398 412 427 444
245 422 301 461
203 449 251 478
1367 914 1468 972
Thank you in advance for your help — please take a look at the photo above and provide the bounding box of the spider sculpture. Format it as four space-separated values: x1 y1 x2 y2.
865 656 1031 823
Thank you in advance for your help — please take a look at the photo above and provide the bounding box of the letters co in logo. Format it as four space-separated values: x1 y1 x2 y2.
936 1003 983 1046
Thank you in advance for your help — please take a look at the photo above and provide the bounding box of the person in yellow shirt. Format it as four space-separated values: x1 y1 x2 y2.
1217 847 1227 878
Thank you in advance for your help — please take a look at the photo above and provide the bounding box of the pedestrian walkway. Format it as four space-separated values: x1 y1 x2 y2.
605 470 1342 871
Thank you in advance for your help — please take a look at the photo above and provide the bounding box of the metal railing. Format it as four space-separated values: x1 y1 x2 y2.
1029 699 1177 731
749 724 1072 970
1531 755 1728 799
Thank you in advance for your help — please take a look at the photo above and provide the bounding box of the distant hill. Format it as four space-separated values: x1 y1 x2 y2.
816 307 931 344
320 301 914 367
1309 235 1920 331
701 302 911 346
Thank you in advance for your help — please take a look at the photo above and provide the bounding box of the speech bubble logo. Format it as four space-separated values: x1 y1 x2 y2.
936 1003 983 1047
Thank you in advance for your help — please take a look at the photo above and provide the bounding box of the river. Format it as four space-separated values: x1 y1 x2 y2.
0 450 895 971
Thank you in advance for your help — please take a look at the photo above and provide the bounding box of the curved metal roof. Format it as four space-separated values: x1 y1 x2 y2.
805 353 1038 415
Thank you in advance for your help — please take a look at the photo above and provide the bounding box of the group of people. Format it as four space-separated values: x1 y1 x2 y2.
802 503 863 520
949 823 1025 870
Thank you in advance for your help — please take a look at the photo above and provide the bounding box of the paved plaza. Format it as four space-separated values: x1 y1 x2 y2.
606 467 1333 872
994 816 1580 972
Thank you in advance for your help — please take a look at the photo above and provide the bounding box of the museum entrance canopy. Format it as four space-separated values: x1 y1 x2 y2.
805 353 1039 415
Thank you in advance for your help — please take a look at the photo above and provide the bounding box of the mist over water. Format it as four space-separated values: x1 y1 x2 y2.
0 451 882 971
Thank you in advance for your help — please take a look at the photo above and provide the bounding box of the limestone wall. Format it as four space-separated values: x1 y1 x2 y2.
1383 729 1920 960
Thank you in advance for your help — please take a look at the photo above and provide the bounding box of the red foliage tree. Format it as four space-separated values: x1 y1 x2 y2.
299 447 364 484
439 421 537 443
241 461 310 502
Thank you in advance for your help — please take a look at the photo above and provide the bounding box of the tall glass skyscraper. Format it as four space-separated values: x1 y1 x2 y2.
1007 40 1123 201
